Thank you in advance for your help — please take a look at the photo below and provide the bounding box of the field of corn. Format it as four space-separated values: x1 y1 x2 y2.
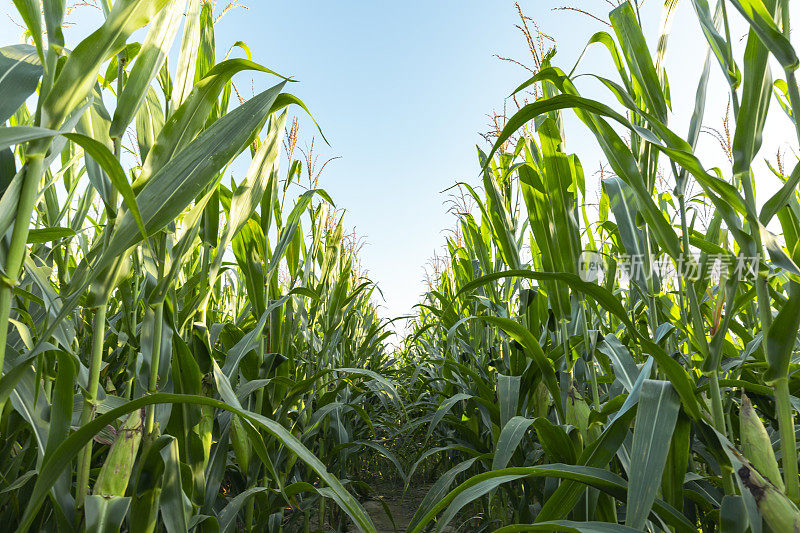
1 0 800 531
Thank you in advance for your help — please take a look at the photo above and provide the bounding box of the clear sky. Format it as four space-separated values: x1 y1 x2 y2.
204 0 798 327
2 1 798 331
213 0 610 324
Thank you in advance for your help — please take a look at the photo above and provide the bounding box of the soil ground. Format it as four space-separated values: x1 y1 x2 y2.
359 482 456 533
304 480 459 532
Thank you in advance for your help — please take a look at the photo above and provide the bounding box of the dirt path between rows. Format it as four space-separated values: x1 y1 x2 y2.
358 482 457 533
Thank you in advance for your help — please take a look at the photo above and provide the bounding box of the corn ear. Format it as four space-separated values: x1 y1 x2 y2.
534 381 551 419
93 409 144 497
740 394 784 491
737 461 800 532
231 415 252 475
566 384 591 445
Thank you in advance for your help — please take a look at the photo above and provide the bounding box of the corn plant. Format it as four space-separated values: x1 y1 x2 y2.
398 0 800 531
4 0 800 532
0 1 401 531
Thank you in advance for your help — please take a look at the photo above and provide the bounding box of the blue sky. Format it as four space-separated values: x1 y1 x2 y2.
2 1 798 327
215 1 607 322
204 0 630 323
209 0 797 324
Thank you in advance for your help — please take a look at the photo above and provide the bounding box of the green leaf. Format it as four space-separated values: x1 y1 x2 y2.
597 334 639 393
533 417 578 465
62 132 149 244
477 316 563 421
195 1 215 81
150 185 215 305
170 0 201 111
19 394 377 533
336 367 403 405
458 269 703 420
626 380 681 530
159 436 190 533
487 88 685 259
480 154 521 270
609 1 668 120
762 224 800 276
410 462 691 533
427 393 473 440
613 357 654 425
217 487 268 533
498 374 521 427
135 87 164 160
535 409 639 525
41 0 172 132
492 416 535 471
42 0 66 51
26 227 76 244
0 126 63 151
45 351 76 523
0 45 42 124
760 161 800 225
211 111 287 275
109 0 185 138
407 457 480 531
732 4 775 180
765 281 800 382
100 82 284 272
567 31 631 91
720 495 748 533
728 0 798 70
603 176 647 289
84 495 131 533
266 188 333 275
689 0 741 88
138 58 286 190
11 1 44 64
129 436 165 533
